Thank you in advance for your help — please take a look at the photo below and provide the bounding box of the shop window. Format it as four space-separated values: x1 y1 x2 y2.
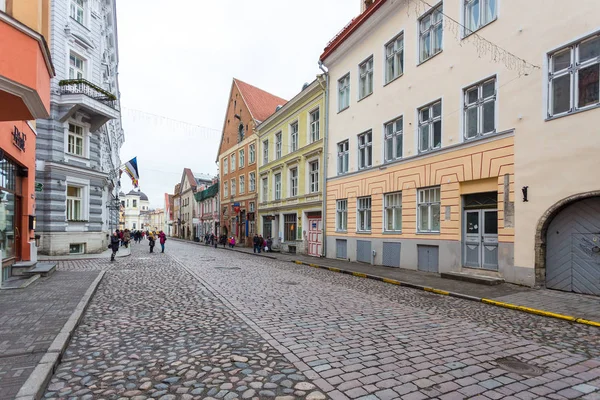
284 214 296 241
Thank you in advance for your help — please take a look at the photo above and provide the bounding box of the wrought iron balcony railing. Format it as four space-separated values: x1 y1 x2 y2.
58 79 119 110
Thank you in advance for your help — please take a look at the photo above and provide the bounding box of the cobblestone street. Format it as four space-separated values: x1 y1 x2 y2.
41 241 600 400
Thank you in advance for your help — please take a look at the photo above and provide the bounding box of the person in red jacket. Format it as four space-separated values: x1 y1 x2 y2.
158 231 167 253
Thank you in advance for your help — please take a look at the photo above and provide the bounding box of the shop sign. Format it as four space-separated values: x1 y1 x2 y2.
264 215 276 221
12 126 26 151
35 182 44 192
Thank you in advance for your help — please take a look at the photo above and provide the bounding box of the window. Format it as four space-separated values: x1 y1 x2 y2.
384 117 403 162
0 0 5 12
337 140 349 175
249 144 256 164
70 0 84 25
239 149 245 168
418 101 442 153
310 110 320 142
357 197 372 232
464 78 496 140
261 177 268 202
385 34 404 83
338 74 350 111
66 185 82 221
309 161 319 193
249 202 255 212
336 199 347 231
231 178 236 196
249 172 256 192
384 192 403 232
263 140 269 164
359 57 374 99
290 168 298 197
274 173 281 200
419 4 443 62
69 53 85 79
284 214 296 241
358 131 372 169
239 175 245 194
290 122 298 152
223 158 228 175
68 123 84 156
230 153 236 171
238 123 245 142
224 180 228 197
133 200 137 208
548 34 600 117
275 132 282 159
418 187 441 232
464 0 497 34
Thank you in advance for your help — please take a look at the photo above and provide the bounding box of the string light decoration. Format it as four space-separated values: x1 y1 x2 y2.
401 0 541 76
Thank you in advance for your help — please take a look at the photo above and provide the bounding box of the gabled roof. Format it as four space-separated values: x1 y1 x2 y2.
234 79 287 123
320 0 386 62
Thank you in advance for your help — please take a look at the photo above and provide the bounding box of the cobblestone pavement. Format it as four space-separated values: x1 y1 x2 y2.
0 267 100 400
42 246 327 400
169 241 600 400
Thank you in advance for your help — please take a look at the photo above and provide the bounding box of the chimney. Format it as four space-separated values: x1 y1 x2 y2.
361 0 374 12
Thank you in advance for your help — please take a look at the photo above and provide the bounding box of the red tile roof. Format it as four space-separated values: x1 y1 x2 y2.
320 0 387 62
234 79 287 123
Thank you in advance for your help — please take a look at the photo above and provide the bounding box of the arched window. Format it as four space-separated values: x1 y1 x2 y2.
238 124 245 142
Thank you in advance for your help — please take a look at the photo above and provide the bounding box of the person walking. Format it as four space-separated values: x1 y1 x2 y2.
109 231 120 261
158 230 167 253
148 231 156 253
123 229 131 248
253 234 260 253
229 236 236 248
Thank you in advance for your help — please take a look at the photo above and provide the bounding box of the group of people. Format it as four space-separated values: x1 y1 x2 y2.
202 232 272 253
109 229 167 261
253 234 273 253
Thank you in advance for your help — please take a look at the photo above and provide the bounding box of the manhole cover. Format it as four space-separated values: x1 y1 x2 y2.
214 267 241 270
495 357 545 376
280 281 299 285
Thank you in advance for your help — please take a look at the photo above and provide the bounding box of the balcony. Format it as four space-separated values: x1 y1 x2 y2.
56 79 120 131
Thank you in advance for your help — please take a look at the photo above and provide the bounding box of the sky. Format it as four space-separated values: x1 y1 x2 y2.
117 0 358 208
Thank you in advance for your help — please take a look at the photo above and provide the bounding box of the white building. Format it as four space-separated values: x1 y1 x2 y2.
122 190 150 231
35 0 125 254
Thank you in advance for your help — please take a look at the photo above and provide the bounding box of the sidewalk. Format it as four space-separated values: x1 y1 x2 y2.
0 268 104 399
38 246 131 261
177 238 600 325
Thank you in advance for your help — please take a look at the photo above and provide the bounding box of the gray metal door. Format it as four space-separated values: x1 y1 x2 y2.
417 245 439 273
382 242 401 268
356 240 371 263
463 209 498 270
546 198 600 295
336 239 347 259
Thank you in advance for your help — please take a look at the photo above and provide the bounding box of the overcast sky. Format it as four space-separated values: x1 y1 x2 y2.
117 0 358 208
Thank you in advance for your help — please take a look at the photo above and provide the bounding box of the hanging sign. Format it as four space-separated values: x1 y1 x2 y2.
12 126 26 151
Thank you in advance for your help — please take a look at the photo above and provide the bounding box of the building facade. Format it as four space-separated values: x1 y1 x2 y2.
195 182 219 238
217 79 287 246
122 190 150 230
0 0 54 280
35 0 125 255
172 184 180 238
176 168 211 240
322 0 600 292
257 80 325 255
164 193 173 236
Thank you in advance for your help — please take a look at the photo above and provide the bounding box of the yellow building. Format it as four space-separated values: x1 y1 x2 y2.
257 80 325 255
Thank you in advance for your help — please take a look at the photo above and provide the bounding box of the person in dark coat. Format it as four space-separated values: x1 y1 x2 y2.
110 232 120 261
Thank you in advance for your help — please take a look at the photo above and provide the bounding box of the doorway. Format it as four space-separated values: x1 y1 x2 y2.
463 192 498 270
307 213 322 257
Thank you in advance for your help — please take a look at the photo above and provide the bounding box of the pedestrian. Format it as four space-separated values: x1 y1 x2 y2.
229 236 236 248
266 236 273 253
253 234 260 253
148 231 156 253
158 230 167 253
109 231 120 261
123 229 131 248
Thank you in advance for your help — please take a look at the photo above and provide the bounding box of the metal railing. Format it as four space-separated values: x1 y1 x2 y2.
58 79 119 110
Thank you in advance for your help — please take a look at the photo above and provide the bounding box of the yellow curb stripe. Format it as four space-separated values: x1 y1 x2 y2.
352 272 367 278
328 267 341 273
516 306 576 322
309 264 319 268
481 298 521 310
575 318 600 327
382 278 401 285
424 287 449 295
294 260 303 265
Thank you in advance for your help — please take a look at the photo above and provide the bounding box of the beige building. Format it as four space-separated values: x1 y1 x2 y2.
322 0 600 292
177 169 212 240
122 190 150 231
146 209 165 232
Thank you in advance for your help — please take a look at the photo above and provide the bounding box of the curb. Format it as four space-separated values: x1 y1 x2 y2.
170 238 279 260
292 260 600 328
37 248 132 262
14 270 106 400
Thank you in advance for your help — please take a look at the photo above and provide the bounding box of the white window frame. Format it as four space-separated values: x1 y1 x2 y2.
239 149 245 168
261 177 269 202
464 77 497 140
359 56 374 100
274 173 281 200
231 178 236 196
338 73 350 111
384 192 403 232
249 143 256 164
69 52 86 80
464 0 497 36
417 187 441 233
66 185 83 221
547 32 600 118
70 0 85 25
337 140 349 175
223 158 228 175
418 100 442 154
263 140 269 165
419 3 443 63
239 175 245 194
224 180 228 197
290 122 299 152
230 153 236 172
336 199 348 232
289 167 298 197
385 33 404 84
309 109 320 142
249 202 255 212
357 197 372 232
275 132 282 159
309 160 319 193
384 116 403 162
358 131 373 170
249 172 256 192
67 122 85 157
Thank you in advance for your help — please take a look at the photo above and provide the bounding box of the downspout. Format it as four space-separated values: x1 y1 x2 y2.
318 61 329 258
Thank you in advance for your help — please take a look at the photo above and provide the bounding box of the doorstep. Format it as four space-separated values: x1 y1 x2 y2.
440 271 504 286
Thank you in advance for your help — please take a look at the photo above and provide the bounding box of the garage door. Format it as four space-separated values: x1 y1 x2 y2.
546 197 600 295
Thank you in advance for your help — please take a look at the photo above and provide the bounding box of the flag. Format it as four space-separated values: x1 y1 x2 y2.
121 157 140 188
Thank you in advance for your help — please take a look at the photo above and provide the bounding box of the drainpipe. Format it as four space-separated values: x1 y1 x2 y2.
318 61 329 258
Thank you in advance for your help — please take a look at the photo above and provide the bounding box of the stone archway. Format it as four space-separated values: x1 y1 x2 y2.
534 190 600 287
